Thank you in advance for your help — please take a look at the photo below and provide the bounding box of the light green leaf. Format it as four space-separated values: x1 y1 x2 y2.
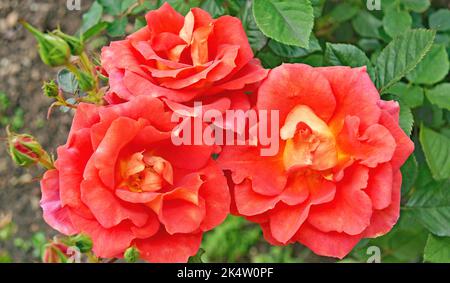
269 35 321 58
81 22 108 42
253 0 314 48
386 82 424 108
80 1 103 34
98 0 122 15
426 83 450 111
375 29 435 93
429 9 450 32
420 125 450 180
352 11 382 39
57 69 78 94
399 102 414 135
383 8 412 38
407 44 450 85
424 234 450 263
401 0 430 13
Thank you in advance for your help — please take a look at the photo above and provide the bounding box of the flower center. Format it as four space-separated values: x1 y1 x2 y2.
119 152 173 193
281 105 338 172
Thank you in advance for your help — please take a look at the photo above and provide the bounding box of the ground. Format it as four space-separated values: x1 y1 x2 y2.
0 0 88 262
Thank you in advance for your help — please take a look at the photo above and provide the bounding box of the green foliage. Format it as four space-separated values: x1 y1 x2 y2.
423 234 450 263
253 0 314 48
202 216 261 262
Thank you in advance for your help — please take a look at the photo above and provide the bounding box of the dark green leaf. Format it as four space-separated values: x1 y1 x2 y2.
386 82 424 108
107 17 128 37
201 0 225 18
401 0 430 13
240 0 268 52
426 83 450 111
269 35 321 58
253 0 314 48
429 9 450 32
407 44 449 85
419 125 450 180
399 102 414 135
324 43 375 80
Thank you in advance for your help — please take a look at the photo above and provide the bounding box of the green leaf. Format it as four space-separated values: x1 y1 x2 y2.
201 0 225 18
406 164 450 237
424 234 450 263
401 155 418 197
269 35 321 58
121 0 137 13
407 44 450 85
386 82 424 108
57 69 79 94
164 0 202 15
420 125 450 180
328 2 358 23
81 21 108 42
358 38 381 52
401 0 430 13
426 83 450 111
399 102 414 135
188 248 206 263
80 1 103 33
429 9 450 32
352 11 382 39
107 17 128 37
375 29 435 93
324 43 375 81
252 0 314 48
98 0 122 15
383 8 412 38
240 0 268 53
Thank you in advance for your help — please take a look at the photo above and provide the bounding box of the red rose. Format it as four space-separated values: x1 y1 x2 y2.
101 3 268 104
40 96 230 262
218 64 414 259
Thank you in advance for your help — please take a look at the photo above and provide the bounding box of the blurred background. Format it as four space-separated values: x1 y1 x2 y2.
1 0 449 263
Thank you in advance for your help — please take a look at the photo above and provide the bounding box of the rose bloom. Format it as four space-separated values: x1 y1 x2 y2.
40 96 230 262
101 2 268 105
219 64 414 258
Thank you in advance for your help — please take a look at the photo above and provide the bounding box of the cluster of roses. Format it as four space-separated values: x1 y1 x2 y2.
39 3 414 262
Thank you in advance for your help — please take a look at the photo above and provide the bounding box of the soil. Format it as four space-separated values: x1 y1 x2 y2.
0 0 88 262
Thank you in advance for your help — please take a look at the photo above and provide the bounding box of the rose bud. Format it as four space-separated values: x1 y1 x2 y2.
124 246 139 263
53 29 84 56
70 234 92 253
42 80 59 98
20 20 71 67
42 242 70 263
6 127 54 169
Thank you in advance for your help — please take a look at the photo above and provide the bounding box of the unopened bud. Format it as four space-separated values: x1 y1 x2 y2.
6 127 53 169
42 242 70 263
20 21 71 67
124 246 139 263
70 234 92 253
53 29 84 56
42 80 59 98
